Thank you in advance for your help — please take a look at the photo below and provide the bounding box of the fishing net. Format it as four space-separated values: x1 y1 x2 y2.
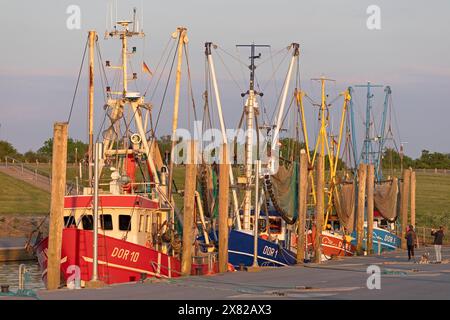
374 177 399 222
333 182 355 232
265 162 298 224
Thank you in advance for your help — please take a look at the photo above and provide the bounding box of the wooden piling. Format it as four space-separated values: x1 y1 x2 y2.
46 122 68 290
314 154 324 263
181 140 197 276
218 144 230 273
410 169 416 228
297 149 308 264
400 169 411 250
366 164 374 255
356 163 367 256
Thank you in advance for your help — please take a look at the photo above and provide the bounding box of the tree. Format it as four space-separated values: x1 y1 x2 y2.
37 138 88 163
0 140 20 160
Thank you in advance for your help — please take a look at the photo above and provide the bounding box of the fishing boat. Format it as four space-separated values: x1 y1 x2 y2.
35 11 216 287
197 43 300 267
348 83 401 253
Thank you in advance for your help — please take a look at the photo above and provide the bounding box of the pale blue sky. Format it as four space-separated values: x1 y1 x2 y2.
0 0 449 158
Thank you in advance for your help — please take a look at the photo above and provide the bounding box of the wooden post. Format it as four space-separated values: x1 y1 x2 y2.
366 164 374 255
356 163 367 256
46 122 68 290
88 30 96 184
181 140 197 276
218 144 230 273
400 169 411 250
297 149 308 264
314 154 324 263
410 169 416 228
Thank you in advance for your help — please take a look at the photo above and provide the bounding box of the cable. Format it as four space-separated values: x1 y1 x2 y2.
67 37 88 123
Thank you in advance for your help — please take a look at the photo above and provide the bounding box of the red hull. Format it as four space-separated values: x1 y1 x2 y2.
307 230 355 258
35 228 217 286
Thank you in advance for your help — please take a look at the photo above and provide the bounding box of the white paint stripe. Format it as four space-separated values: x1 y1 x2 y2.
228 250 288 266
82 256 168 278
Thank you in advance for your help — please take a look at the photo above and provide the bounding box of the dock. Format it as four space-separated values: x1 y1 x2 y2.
25 246 450 300
0 238 35 262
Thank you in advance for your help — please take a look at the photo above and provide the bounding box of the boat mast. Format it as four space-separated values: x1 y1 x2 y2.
376 86 392 181
104 16 161 188
354 82 383 166
167 27 188 201
204 42 241 230
88 31 96 185
236 43 269 231
270 43 299 172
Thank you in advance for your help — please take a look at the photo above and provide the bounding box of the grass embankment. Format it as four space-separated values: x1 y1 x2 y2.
415 172 450 229
0 171 50 214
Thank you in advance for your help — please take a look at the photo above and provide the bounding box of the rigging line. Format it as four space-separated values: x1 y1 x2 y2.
256 46 287 68
153 39 179 136
95 111 108 143
143 36 174 97
235 45 248 88
96 40 111 102
67 36 89 123
204 58 213 131
269 46 279 97
214 49 245 93
260 49 290 93
278 94 295 139
216 45 249 67
183 43 198 122
390 95 402 145
268 58 294 126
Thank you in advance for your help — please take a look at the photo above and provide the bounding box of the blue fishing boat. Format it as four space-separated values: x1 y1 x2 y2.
206 229 297 267
351 223 401 253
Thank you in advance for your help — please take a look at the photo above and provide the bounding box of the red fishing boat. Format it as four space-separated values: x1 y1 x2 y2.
306 228 355 259
35 13 218 288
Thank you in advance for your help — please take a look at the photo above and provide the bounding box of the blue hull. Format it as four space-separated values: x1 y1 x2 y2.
204 230 297 267
351 226 401 253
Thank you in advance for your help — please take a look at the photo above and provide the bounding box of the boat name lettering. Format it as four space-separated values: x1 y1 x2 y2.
262 246 278 258
111 247 140 262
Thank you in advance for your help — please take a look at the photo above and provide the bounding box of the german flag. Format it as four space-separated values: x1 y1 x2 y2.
142 61 153 76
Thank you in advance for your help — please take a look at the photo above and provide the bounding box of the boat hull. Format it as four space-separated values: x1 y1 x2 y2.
306 230 356 259
224 230 297 267
35 228 186 286
351 226 401 253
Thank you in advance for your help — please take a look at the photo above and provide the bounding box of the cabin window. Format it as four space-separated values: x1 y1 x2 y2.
100 214 113 230
145 215 151 233
82 215 94 230
269 218 282 234
119 215 132 231
64 216 76 227
138 215 144 232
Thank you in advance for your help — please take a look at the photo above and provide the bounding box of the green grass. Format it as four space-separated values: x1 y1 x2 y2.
415 172 450 229
0 171 50 214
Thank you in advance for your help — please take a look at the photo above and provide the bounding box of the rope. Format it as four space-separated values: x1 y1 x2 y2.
67 36 88 123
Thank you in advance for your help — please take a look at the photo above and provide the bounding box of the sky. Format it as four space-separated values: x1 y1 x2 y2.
0 0 449 159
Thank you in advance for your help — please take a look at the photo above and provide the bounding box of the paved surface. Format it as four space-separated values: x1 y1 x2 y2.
25 246 450 300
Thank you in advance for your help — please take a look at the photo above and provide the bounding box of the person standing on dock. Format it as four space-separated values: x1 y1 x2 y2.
431 226 444 263
405 225 417 261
